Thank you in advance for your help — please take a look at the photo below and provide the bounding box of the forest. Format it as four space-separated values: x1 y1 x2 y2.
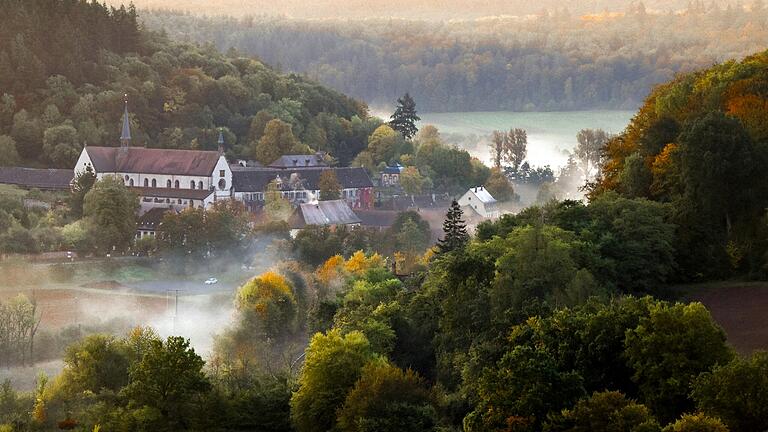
1 0 768 431
0 0 372 169
141 2 768 111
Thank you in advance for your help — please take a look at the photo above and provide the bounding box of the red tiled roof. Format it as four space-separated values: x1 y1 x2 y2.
86 147 221 176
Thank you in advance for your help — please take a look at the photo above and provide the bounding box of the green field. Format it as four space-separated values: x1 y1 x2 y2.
417 110 635 169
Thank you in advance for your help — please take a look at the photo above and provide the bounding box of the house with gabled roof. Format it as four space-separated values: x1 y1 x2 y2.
458 186 499 219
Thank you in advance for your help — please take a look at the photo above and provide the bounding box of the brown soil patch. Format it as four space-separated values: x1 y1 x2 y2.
683 282 768 355
0 287 168 329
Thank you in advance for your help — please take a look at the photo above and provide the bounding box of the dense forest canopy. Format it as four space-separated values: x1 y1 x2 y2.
592 49 768 279
0 0 370 168
117 0 754 20
141 3 768 111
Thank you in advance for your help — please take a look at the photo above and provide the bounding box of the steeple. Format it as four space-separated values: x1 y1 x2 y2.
120 94 131 148
217 129 225 153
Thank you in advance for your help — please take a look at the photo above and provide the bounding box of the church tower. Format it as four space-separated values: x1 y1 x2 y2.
120 94 131 148
217 129 225 153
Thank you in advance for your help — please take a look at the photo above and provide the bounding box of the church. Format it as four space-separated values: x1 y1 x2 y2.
73 99 233 214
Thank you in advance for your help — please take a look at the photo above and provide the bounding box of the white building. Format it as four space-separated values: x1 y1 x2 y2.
73 101 232 214
458 186 499 219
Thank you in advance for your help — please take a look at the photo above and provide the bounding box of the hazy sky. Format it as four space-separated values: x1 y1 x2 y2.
116 0 745 20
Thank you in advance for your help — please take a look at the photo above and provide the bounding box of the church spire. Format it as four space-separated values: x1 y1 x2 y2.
217 128 225 153
120 94 131 148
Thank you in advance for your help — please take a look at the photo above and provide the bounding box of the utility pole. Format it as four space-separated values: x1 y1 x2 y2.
167 289 181 334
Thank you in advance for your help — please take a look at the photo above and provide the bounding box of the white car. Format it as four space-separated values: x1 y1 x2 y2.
204 278 218 285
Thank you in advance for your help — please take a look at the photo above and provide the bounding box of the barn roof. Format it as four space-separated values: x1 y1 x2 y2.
85 147 221 176
268 154 328 168
290 200 361 228
232 167 373 192
0 167 73 190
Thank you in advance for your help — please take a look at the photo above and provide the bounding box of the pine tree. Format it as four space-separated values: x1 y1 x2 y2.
438 200 469 253
389 93 420 140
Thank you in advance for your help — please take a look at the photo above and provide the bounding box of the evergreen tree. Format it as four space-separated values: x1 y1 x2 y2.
389 93 420 140
438 200 469 253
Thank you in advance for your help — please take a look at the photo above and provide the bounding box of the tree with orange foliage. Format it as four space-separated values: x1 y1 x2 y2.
237 271 297 338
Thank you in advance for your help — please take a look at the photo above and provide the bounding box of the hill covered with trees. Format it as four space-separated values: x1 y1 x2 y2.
141 3 768 112
0 0 372 168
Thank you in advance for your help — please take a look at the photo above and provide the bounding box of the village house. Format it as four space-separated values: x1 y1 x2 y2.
73 101 232 214
288 199 362 237
380 163 404 187
0 167 73 191
458 186 499 219
232 166 375 209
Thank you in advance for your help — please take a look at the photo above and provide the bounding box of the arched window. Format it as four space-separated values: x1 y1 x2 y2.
129 179 134 186
152 179 157 188
178 199 182 204
174 180 179 189
143 178 148 187
190 180 195 189
198 181 203 190
166 180 171 188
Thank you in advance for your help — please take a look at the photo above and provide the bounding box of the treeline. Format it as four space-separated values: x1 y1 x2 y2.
0 0 371 169
141 3 768 111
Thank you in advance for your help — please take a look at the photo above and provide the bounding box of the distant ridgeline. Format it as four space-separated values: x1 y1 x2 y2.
592 49 768 278
0 0 371 169
141 5 768 112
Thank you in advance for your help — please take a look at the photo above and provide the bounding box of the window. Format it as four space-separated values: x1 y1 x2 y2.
219 170 225 177
190 180 195 189
167 180 172 188
143 178 148 187
152 179 157 188
218 178 226 190
129 179 134 186
124 175 129 181
198 181 203 190
178 199 182 204
174 180 179 189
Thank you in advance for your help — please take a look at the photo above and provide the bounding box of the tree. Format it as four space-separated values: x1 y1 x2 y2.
389 93 420 140
662 413 729 432
59 334 130 395
253 119 307 165
290 330 376 432
265 180 292 221
336 360 436 432
437 200 469 253
318 170 342 201
42 123 80 167
490 130 505 168
624 302 733 422
367 125 401 165
544 391 660 432
484 167 515 202
505 128 528 173
236 271 297 339
0 136 19 166
692 351 768 432
124 336 210 430
69 164 96 218
399 166 424 196
575 129 609 180
82 176 139 254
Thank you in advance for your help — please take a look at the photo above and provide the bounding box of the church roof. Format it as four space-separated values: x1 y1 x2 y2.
85 147 221 177
290 200 361 228
232 167 373 192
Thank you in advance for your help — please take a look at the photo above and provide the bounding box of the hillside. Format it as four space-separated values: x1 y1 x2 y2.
140 5 768 111
594 49 768 279
0 0 371 168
